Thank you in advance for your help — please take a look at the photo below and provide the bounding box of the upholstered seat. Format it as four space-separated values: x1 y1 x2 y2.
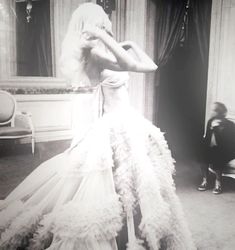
223 167 235 175
209 159 235 179
0 90 35 154
0 127 32 137
224 159 235 175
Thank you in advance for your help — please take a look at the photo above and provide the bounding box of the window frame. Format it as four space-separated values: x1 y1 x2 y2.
0 0 68 88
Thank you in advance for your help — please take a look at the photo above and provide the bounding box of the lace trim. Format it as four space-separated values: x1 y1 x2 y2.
59 121 114 178
0 200 24 234
126 238 145 250
40 196 123 241
0 113 195 249
134 156 172 248
0 206 42 249
111 129 137 213
109 120 191 249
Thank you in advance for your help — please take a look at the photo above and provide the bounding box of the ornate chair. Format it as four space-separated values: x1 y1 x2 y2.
222 160 235 179
209 160 235 179
0 90 35 154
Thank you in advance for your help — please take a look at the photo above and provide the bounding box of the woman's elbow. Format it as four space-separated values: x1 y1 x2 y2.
152 63 158 71
118 61 158 73
133 62 158 73
146 60 158 71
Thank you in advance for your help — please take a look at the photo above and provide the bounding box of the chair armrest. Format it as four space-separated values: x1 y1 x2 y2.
14 111 35 134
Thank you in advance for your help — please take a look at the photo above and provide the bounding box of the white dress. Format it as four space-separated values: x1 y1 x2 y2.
0 70 196 250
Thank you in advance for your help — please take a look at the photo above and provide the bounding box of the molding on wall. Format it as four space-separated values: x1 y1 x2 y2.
15 93 94 143
0 77 67 88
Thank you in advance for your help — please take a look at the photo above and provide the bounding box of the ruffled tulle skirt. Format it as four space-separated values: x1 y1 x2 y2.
0 107 195 250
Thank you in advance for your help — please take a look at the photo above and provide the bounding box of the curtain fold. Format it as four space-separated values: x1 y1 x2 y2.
191 0 212 66
155 0 212 157
37 0 53 76
16 0 52 76
154 0 212 79
155 0 186 67
153 0 186 124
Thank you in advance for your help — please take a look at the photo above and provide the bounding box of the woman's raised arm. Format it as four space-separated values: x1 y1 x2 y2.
84 27 158 73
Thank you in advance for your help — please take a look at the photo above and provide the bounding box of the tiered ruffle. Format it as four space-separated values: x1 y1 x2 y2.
0 108 195 250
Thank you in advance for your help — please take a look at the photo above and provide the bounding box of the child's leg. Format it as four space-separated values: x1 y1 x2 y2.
198 163 209 191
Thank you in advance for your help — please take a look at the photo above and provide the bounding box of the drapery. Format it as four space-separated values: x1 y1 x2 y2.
155 0 212 157
154 0 212 68
155 0 187 67
191 0 212 66
0 0 96 78
153 0 186 124
154 0 212 98
16 0 52 76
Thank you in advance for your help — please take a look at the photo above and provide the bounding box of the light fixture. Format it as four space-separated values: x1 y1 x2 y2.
179 0 190 47
26 0 32 23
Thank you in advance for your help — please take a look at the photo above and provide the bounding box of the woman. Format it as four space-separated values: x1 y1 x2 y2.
0 3 195 250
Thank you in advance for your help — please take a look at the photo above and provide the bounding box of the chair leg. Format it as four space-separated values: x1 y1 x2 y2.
32 136 35 154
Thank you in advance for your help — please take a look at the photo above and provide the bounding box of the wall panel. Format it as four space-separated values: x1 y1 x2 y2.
15 93 94 142
206 0 235 122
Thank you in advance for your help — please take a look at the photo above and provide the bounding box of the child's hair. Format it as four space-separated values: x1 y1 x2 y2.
214 102 228 117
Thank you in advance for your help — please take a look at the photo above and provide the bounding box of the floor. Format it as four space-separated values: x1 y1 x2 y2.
0 140 235 249
175 160 235 250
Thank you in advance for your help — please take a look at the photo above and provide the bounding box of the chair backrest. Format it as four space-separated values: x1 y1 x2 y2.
0 90 17 126
228 159 235 169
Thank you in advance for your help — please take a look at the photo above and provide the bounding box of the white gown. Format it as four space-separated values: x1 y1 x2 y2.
0 70 196 250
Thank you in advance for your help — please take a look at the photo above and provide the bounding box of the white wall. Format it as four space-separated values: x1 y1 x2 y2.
206 0 235 122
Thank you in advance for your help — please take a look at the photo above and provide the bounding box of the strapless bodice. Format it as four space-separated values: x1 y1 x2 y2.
99 70 130 114
100 69 129 88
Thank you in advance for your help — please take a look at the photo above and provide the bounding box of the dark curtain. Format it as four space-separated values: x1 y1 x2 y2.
153 0 187 125
16 0 52 76
155 0 212 159
192 0 212 66
155 0 187 67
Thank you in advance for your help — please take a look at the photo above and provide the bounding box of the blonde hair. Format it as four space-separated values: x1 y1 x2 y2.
60 3 112 87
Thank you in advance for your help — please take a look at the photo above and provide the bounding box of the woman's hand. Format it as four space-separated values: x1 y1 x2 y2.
80 34 99 49
80 25 103 49
82 25 104 40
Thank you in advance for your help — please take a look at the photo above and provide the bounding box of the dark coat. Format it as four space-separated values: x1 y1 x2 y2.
203 118 235 166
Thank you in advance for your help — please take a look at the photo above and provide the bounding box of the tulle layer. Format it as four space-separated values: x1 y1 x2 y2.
0 108 195 249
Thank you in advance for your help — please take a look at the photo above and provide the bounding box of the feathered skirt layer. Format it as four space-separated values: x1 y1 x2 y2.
0 108 195 250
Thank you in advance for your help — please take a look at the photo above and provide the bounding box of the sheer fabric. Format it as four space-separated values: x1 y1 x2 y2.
0 71 195 249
